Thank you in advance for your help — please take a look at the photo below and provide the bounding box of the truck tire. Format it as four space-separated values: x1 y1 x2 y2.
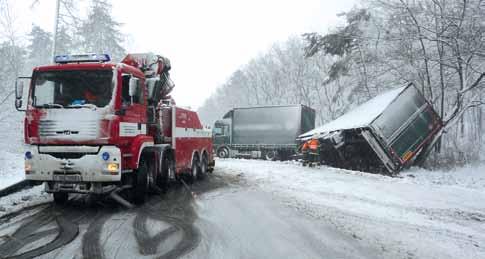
133 159 149 204
217 147 229 158
198 155 208 180
265 150 277 161
187 157 199 184
53 192 68 205
157 153 172 193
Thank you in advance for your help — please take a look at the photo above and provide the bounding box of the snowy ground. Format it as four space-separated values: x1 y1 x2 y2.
0 185 50 215
0 111 26 190
0 158 484 258
217 159 485 259
0 150 25 190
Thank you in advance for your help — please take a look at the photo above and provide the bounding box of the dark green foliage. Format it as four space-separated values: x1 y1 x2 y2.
55 26 74 56
303 8 370 58
328 58 350 80
79 0 125 61
27 25 53 66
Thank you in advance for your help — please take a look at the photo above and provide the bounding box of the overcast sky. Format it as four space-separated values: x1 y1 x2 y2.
15 0 356 108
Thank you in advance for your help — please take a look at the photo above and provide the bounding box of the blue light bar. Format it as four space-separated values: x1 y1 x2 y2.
54 54 111 64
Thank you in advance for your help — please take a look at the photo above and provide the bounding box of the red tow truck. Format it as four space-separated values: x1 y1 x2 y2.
14 53 214 204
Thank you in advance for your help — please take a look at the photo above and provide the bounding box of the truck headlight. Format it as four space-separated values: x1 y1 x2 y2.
107 163 119 173
25 162 33 174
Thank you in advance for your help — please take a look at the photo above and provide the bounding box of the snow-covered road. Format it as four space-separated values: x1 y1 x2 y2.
0 159 484 258
216 159 485 259
192 185 375 258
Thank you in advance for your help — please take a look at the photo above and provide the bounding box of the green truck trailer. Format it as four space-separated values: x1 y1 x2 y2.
214 105 315 160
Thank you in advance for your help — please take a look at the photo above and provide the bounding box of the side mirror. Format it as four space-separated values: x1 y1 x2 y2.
15 81 24 99
15 77 30 111
128 78 138 97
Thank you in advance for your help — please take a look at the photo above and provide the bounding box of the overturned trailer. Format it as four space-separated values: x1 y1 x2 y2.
299 84 443 175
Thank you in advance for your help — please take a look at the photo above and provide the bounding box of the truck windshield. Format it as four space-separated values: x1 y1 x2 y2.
213 127 223 135
213 123 229 136
32 70 114 108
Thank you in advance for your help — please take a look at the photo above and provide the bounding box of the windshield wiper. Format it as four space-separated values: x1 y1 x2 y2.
39 103 64 109
66 103 97 109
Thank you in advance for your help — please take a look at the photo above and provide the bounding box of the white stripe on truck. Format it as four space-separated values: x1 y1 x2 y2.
174 127 211 138
120 122 146 137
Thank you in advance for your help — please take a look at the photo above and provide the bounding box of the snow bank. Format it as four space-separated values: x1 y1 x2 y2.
300 86 405 139
0 185 50 218
405 164 485 190
217 159 485 259
0 150 25 190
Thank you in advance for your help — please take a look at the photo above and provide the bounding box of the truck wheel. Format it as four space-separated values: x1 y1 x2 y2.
217 147 229 158
198 155 208 180
133 159 149 204
53 192 68 205
157 153 171 193
187 157 199 184
265 150 277 161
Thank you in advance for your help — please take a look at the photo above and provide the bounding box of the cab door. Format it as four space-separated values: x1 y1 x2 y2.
118 72 147 140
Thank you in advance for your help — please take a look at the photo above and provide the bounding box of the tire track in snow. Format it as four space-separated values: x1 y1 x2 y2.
0 173 232 259
82 211 111 259
0 205 79 259
133 174 230 259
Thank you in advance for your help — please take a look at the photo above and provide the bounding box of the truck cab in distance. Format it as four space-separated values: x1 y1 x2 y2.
213 105 315 161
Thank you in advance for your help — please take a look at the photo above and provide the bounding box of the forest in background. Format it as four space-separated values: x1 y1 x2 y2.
198 0 485 167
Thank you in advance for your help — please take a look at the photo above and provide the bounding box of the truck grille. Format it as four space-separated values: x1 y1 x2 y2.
39 119 99 139
46 152 90 159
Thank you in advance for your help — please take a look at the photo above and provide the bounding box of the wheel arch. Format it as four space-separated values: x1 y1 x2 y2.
131 136 154 169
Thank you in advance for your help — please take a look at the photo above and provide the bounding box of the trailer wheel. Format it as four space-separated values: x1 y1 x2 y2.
217 147 229 158
133 158 149 204
198 154 208 180
265 150 277 161
53 192 68 205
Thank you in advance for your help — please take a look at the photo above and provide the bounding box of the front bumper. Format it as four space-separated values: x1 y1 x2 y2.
24 145 122 186
44 181 119 194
